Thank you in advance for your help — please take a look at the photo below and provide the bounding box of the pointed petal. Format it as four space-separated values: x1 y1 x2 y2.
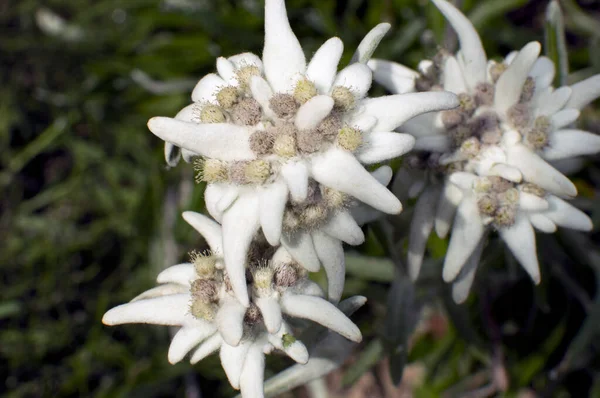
443 56 468 94
350 114 377 132
220 341 252 389
169 322 217 364
217 187 239 213
505 143 577 197
280 161 309 202
544 129 600 160
306 37 344 94
452 238 484 304
263 0 306 92
147 117 255 161
280 294 362 342
351 23 391 64
295 95 334 130
102 295 189 326
240 341 267 398
156 263 195 287
528 213 557 233
204 183 228 222
565 74 600 110
489 163 522 182
448 171 477 190
536 86 571 116
494 42 541 113
551 109 580 129
529 56 555 91
216 298 248 346
499 216 540 283
408 186 438 280
332 63 372 99
432 0 487 89
250 76 277 120
131 283 189 302
443 195 485 282
519 192 549 211
435 181 463 238
216 57 236 82
191 73 225 103
267 322 308 364
312 230 345 303
229 53 264 71
259 181 288 246
281 232 321 272
310 148 402 213
543 196 593 231
321 210 364 245
182 211 223 254
190 333 222 364
255 297 283 334
367 59 417 94
222 193 261 306
356 132 415 164
361 92 459 132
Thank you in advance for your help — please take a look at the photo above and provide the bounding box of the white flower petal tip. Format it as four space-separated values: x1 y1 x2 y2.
168 324 216 364
431 0 487 89
333 63 373 99
216 298 247 346
190 334 223 364
351 23 391 64
363 92 459 132
281 162 309 202
322 210 365 245
182 211 223 254
295 95 334 130
306 37 344 93
495 41 541 113
147 117 255 162
239 342 266 397
256 297 283 334
311 148 402 214
367 59 418 94
280 294 362 342
220 341 251 390
191 73 226 103
312 230 345 303
281 232 321 272
543 130 600 160
356 132 415 164
566 74 600 110
443 56 468 94
156 263 195 286
263 0 306 92
259 182 288 246
499 217 540 284
102 295 189 326
544 196 593 231
451 240 484 304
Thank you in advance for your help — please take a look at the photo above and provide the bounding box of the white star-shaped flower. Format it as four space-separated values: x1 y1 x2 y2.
147 0 459 305
103 212 364 398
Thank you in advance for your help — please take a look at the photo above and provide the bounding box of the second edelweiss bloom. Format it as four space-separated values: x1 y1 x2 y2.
146 0 459 305
369 0 599 300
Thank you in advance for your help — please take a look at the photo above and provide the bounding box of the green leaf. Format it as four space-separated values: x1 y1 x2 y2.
544 0 569 86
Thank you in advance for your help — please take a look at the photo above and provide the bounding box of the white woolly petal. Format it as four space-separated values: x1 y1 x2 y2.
452 238 484 304
565 74 600 110
190 333 222 364
295 95 334 130
281 232 321 272
306 37 344 94
267 322 309 364
321 210 364 245
255 297 283 334
271 245 294 266
351 23 391 64
432 0 487 89
448 171 477 190
371 165 393 185
551 109 580 129
175 103 196 122
156 263 195 287
499 215 540 284
488 163 522 182
443 195 485 282
181 148 198 163
529 56 555 91
204 183 231 222
310 148 402 214
367 59 417 94
259 181 288 246
443 56 468 94
216 57 236 83
263 0 306 92
312 230 345 303
435 181 463 238
239 340 267 398
528 213 557 233
220 341 252 390
536 86 571 116
361 92 459 132
216 185 239 213
350 166 394 226
216 298 247 346
505 144 577 197
280 294 362 342
182 211 223 254
147 118 255 161
544 129 600 160
168 321 217 364
400 113 443 138
102 294 190 326
280 161 309 202
222 193 261 307
542 196 593 231
229 52 264 71
290 279 325 297
408 186 438 280
414 134 451 152
164 142 181 167
494 42 541 113
519 192 549 211
250 76 277 120
131 284 189 302
350 114 377 132
191 73 225 103
332 63 372 99
356 132 415 164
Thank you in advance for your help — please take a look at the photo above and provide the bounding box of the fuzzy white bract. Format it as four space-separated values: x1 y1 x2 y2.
147 0 459 306
103 211 364 398
369 0 599 301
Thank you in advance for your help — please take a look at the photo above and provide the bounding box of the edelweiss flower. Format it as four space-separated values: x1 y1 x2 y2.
147 0 459 305
368 0 599 299
103 212 363 398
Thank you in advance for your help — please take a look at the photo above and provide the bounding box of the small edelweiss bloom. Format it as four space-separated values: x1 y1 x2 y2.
369 0 599 298
103 211 363 398
146 0 459 305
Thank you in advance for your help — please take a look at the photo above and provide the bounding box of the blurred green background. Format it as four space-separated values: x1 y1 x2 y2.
2 0 600 397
